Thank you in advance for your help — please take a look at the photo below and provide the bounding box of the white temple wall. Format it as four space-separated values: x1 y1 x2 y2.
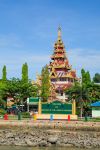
56 92 66 102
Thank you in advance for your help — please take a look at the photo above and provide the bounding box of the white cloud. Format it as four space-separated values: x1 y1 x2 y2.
0 53 49 64
68 48 100 78
0 46 99 79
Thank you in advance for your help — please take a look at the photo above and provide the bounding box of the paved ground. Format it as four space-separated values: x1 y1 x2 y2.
0 120 100 130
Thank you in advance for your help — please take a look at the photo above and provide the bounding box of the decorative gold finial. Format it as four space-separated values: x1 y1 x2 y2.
58 26 61 40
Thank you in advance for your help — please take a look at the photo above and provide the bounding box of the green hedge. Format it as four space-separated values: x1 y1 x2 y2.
21 112 30 118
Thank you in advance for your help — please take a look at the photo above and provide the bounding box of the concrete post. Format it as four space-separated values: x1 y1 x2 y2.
72 99 76 115
38 99 41 114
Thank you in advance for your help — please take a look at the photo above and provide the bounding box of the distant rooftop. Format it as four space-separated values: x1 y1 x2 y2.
94 83 100 85
91 101 100 107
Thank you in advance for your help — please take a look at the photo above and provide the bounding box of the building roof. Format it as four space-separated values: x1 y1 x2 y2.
27 97 40 104
91 101 100 107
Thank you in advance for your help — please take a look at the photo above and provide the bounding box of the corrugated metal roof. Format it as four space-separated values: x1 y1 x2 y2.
29 97 39 103
91 101 100 107
27 97 40 104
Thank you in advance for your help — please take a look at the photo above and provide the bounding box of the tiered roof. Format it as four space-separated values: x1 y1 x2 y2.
49 27 77 81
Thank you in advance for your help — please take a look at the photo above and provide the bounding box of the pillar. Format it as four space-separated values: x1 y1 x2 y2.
72 99 76 115
38 99 41 114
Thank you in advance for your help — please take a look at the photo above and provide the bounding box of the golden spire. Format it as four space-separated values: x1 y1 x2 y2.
58 26 61 40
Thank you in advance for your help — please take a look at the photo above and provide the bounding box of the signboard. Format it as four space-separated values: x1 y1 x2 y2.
42 100 72 114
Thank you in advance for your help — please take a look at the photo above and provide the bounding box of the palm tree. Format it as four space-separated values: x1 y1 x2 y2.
65 82 90 117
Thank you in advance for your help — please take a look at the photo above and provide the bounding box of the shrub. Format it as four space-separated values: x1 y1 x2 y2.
0 109 7 115
21 112 30 118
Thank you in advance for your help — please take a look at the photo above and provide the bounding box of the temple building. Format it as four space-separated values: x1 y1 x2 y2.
48 27 77 101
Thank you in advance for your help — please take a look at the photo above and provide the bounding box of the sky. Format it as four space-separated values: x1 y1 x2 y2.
0 0 100 80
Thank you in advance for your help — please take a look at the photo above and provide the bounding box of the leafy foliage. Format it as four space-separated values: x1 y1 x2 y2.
81 68 91 85
0 78 39 107
0 99 6 109
41 65 50 102
93 73 100 83
2 65 7 81
65 69 99 116
88 83 100 102
22 62 28 83
21 112 30 118
66 82 91 116
0 108 7 115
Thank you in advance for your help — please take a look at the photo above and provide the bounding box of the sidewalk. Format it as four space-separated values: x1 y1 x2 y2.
0 120 100 131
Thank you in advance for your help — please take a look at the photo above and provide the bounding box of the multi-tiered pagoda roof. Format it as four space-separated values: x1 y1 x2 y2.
48 27 77 93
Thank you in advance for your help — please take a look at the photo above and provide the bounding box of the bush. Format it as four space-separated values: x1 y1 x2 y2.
91 117 100 122
21 112 30 118
0 109 7 115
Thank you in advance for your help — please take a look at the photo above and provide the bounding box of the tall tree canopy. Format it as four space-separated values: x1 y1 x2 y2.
22 62 28 83
88 83 100 102
0 78 39 107
66 69 92 116
2 65 7 81
65 81 90 116
41 65 50 102
93 73 100 83
81 68 91 85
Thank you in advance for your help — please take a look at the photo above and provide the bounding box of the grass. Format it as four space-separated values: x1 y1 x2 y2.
89 117 100 122
78 117 100 122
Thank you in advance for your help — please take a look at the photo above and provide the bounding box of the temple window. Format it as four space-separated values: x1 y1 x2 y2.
68 78 70 82
70 78 74 82
51 78 57 82
59 78 66 81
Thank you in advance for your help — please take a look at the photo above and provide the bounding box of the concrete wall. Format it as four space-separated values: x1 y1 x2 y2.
56 92 66 101
92 110 100 117
36 114 77 120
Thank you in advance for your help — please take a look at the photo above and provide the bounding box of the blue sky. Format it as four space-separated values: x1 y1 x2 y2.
0 0 100 80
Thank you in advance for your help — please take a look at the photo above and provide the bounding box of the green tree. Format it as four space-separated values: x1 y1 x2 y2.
66 69 100 117
41 65 50 102
66 69 92 117
93 73 100 83
0 78 39 109
65 82 90 117
88 83 100 102
81 68 91 85
0 99 6 109
17 80 38 110
0 80 8 109
22 62 28 83
2 65 7 81
86 71 91 84
81 68 85 84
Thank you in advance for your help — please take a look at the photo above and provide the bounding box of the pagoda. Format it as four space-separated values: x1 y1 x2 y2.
48 27 77 101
